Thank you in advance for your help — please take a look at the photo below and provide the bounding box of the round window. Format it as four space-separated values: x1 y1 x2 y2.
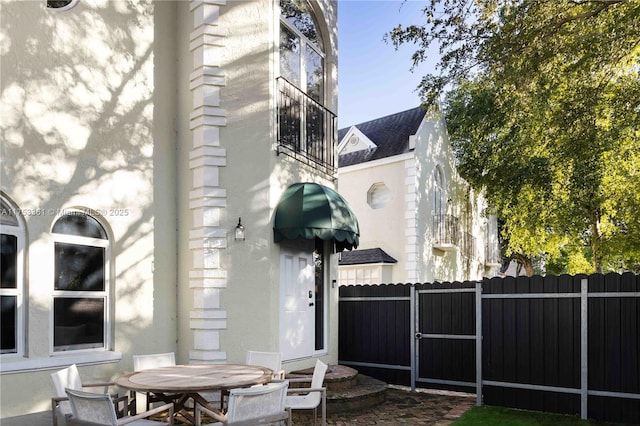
47 0 78 11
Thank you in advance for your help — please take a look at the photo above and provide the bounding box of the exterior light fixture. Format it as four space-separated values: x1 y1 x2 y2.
235 217 245 241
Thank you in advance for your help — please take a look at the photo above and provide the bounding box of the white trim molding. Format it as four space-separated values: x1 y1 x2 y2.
189 0 228 364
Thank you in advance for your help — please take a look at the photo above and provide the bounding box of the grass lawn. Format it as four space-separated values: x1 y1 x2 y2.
453 406 625 426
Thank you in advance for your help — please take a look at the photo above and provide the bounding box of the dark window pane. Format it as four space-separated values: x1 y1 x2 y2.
53 297 104 350
47 0 73 8
52 213 107 239
55 242 105 291
0 295 16 353
1 234 17 289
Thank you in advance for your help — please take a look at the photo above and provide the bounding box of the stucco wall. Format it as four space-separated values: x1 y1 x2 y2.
177 0 340 372
338 156 412 284
0 0 178 416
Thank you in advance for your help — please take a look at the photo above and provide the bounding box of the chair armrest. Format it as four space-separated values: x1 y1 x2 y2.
195 403 227 423
226 411 290 426
52 396 69 405
286 387 326 395
117 402 174 425
70 419 110 426
83 381 115 388
284 377 312 383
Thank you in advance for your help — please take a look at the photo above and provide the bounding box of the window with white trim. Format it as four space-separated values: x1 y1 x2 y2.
367 183 391 209
1 194 26 356
52 211 110 352
46 0 78 11
277 0 336 175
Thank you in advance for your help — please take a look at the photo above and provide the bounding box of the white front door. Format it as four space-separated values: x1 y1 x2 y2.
279 239 316 361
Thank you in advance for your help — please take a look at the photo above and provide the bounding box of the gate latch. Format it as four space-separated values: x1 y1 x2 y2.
415 332 423 340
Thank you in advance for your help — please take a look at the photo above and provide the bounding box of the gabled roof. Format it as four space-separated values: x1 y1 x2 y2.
339 248 398 265
338 106 426 167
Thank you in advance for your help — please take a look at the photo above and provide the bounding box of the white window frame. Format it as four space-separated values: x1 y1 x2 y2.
279 1 325 98
50 211 111 355
367 182 391 210
46 0 79 12
0 194 26 358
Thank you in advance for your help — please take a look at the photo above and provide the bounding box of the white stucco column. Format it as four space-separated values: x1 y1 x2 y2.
189 0 228 363
405 158 419 282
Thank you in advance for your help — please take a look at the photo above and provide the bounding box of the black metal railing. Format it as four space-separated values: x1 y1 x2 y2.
461 231 476 259
276 77 337 176
432 215 459 247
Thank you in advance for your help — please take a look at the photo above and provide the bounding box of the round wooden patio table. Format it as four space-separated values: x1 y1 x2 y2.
116 364 273 424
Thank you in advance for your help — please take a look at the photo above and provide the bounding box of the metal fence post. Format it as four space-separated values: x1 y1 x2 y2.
581 278 588 419
410 283 416 392
476 281 483 406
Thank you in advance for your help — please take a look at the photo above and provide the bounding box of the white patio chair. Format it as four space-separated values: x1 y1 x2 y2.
194 380 290 426
65 388 174 425
219 350 285 411
246 351 285 380
132 352 176 414
285 359 328 426
51 364 127 426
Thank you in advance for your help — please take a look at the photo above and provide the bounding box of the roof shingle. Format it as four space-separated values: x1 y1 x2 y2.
338 106 426 167
339 248 398 265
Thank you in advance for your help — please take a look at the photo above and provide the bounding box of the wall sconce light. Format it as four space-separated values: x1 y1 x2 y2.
235 217 245 241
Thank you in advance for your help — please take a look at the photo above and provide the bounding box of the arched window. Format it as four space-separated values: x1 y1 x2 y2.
277 0 336 173
279 0 324 102
52 210 110 352
46 0 78 11
1 194 26 356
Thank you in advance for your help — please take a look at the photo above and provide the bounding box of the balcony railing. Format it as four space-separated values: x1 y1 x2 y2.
485 242 502 266
276 77 337 177
461 231 477 259
432 215 459 251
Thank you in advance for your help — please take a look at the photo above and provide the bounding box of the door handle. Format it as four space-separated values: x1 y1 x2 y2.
308 291 313 298
309 302 315 306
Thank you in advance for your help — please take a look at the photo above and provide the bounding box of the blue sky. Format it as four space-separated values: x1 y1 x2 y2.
337 1 437 129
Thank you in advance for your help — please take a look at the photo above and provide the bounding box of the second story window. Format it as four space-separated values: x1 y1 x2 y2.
278 0 336 176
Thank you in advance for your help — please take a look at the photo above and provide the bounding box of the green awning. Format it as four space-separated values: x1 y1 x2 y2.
273 182 360 251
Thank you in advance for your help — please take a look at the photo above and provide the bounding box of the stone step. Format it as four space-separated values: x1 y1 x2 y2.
326 373 387 414
288 365 387 414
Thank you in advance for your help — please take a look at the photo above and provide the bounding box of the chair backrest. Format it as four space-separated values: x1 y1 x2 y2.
65 388 118 426
311 359 328 390
226 380 289 423
51 364 83 415
246 351 282 378
133 352 176 371
303 359 328 407
51 364 83 397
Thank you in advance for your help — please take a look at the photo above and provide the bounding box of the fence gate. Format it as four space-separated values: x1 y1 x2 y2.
339 274 640 424
412 282 481 404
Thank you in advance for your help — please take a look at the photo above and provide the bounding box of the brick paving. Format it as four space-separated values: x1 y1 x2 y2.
292 386 476 425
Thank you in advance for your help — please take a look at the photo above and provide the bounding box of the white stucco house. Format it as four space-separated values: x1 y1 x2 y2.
337 106 501 285
0 0 358 417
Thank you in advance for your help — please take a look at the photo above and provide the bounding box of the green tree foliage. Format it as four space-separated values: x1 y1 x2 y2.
389 0 640 274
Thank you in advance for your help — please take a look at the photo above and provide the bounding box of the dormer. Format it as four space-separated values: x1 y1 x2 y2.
338 126 377 155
